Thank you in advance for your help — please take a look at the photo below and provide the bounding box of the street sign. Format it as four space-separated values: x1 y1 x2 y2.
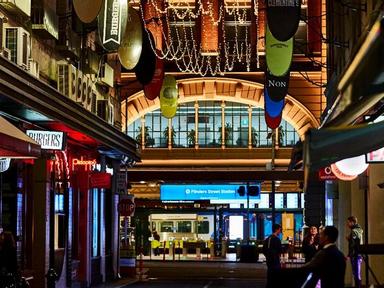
118 197 135 216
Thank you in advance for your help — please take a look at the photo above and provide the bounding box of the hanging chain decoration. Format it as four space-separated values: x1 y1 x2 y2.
139 0 257 76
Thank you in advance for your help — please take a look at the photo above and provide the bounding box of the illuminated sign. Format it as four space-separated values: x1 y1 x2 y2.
26 130 66 150
160 184 261 201
72 156 97 171
366 147 384 163
318 166 337 181
330 164 358 181
0 158 11 173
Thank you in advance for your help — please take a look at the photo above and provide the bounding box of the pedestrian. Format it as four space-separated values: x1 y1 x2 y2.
346 216 363 288
262 223 282 288
152 229 161 256
301 226 346 288
302 226 320 262
0 231 18 274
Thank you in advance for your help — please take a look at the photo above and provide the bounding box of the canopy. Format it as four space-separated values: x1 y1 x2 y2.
0 116 41 158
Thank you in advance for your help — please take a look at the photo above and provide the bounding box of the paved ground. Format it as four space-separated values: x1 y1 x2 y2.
123 262 267 288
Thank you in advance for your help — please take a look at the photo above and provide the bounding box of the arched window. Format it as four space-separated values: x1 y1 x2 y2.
127 100 299 148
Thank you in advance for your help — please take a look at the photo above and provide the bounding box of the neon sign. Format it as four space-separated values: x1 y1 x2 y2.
72 156 97 171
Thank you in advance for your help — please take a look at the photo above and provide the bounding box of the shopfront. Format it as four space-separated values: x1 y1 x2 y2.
0 56 140 287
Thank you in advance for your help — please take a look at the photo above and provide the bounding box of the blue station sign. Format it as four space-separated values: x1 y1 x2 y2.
160 184 261 201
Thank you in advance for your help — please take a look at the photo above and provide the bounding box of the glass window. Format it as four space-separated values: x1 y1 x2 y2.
173 102 195 147
197 221 209 234
160 221 174 233
92 188 99 257
286 193 299 209
259 193 270 208
198 101 222 147
177 221 192 233
5 28 17 63
127 101 299 149
275 193 284 209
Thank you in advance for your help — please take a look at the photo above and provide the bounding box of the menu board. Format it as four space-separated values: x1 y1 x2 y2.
286 193 298 209
259 193 270 208
275 193 284 208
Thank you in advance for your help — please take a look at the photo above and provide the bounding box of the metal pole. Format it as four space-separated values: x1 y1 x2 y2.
0 173 2 230
247 182 250 244
271 129 276 227
364 171 369 287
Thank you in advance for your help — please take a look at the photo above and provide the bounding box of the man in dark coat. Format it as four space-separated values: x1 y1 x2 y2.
262 223 282 288
302 226 346 288
347 216 363 288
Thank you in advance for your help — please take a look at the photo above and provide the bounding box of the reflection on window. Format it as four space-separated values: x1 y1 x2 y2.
160 221 174 232
127 101 299 148
177 221 192 233
197 221 210 234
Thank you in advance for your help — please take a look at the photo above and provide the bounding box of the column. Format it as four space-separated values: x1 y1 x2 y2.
31 158 50 287
100 156 107 282
194 101 199 149
248 105 252 149
168 118 172 150
221 101 225 149
367 164 384 284
140 116 145 149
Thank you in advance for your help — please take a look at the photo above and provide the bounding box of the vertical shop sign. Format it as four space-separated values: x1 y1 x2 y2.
98 0 128 51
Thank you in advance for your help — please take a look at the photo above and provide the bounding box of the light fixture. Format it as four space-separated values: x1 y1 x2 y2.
139 0 258 76
334 155 369 177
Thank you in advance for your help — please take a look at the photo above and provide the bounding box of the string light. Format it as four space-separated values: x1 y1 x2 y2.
139 0 256 76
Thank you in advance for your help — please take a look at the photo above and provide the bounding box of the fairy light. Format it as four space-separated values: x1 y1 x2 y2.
139 0 257 76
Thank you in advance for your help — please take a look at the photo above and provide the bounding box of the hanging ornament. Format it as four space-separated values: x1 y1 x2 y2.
266 0 301 41
160 75 178 118
266 25 293 77
118 7 143 70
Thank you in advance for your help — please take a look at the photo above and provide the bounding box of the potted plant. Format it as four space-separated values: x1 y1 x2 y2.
251 127 258 147
219 123 233 147
135 126 154 147
187 129 196 147
278 126 285 147
163 126 176 147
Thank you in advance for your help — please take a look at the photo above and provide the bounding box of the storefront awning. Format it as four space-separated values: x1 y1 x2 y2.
322 13 384 127
0 116 41 158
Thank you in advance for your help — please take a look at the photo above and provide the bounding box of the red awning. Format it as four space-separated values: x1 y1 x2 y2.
0 116 41 158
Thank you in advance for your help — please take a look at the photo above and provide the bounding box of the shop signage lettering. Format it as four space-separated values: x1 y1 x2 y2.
268 79 287 88
72 156 97 171
268 0 299 7
0 158 11 173
90 172 112 189
26 130 66 150
99 0 128 51
366 147 384 163
318 166 337 181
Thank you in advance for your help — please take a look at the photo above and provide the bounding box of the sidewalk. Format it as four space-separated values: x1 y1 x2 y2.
93 277 139 288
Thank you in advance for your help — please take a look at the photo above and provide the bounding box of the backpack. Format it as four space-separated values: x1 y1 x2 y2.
262 236 272 256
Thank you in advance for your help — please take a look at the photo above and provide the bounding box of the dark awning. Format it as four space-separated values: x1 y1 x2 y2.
304 121 384 171
0 116 41 158
322 13 384 127
0 56 140 161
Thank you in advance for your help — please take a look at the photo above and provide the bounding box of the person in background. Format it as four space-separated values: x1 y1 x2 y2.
346 216 363 288
262 223 282 288
302 226 320 263
302 226 346 288
0 231 18 274
152 229 161 256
